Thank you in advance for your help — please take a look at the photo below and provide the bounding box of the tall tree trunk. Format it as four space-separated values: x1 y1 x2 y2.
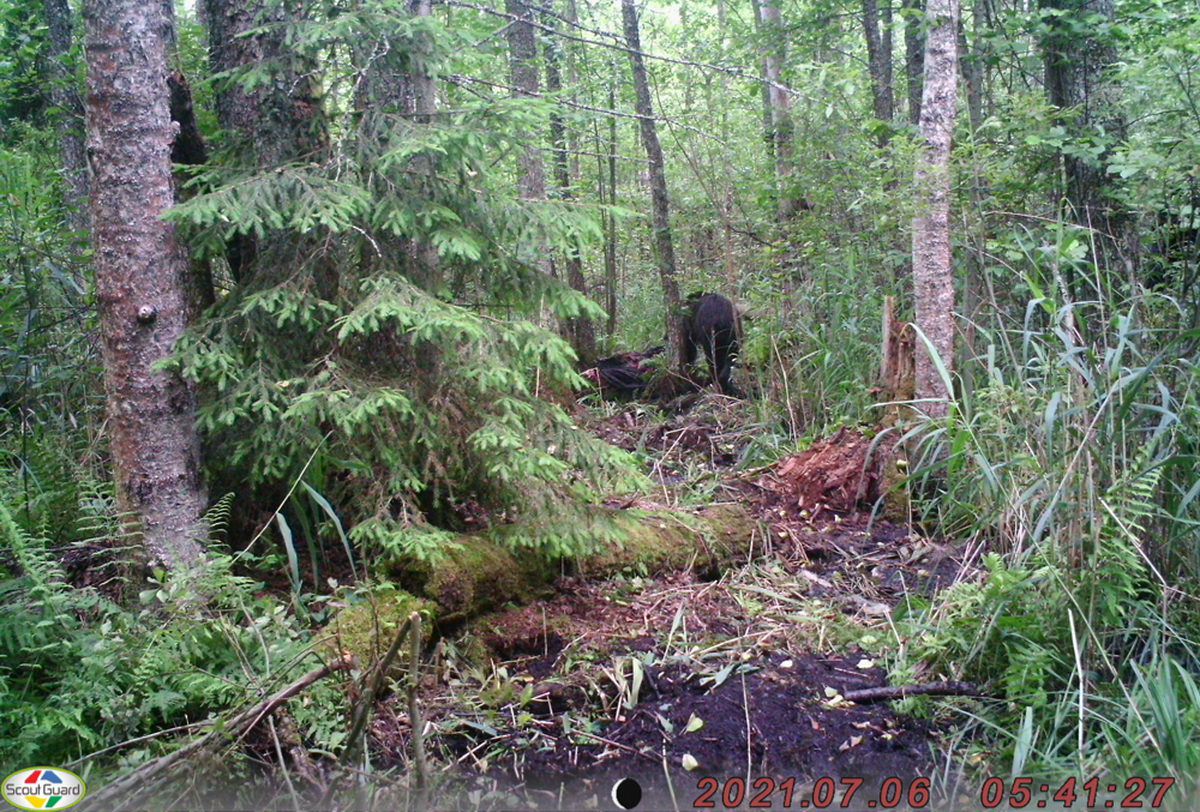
749 0 776 162
621 0 684 370
757 0 799 220
862 0 895 146
43 0 90 233
505 0 557 335
544 9 596 365
505 0 548 207
84 0 207 570
204 0 326 166
910 0 959 418
352 0 440 290
1039 0 1132 274
167 68 217 318
604 74 619 337
406 0 441 290
881 0 894 104
717 0 738 290
203 0 329 285
903 0 925 125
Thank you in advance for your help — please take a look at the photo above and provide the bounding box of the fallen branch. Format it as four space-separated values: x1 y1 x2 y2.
82 657 352 812
343 614 415 766
840 681 987 703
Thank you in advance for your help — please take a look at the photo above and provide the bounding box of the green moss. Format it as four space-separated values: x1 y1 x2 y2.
324 587 436 668
581 505 755 578
381 504 756 621
395 536 557 617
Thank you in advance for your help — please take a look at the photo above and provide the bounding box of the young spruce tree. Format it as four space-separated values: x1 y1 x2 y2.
171 0 630 561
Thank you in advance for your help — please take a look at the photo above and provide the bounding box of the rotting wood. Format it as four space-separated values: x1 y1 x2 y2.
343 614 415 766
875 296 914 522
840 681 987 703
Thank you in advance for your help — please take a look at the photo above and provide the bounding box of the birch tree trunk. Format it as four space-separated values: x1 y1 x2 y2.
910 0 959 418
621 0 685 371
85 0 207 570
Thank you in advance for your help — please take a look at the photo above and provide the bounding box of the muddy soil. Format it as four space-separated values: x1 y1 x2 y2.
371 401 975 810
446 647 940 810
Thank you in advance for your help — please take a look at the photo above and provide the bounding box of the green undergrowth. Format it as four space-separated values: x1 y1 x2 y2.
0 497 344 771
887 282 1200 786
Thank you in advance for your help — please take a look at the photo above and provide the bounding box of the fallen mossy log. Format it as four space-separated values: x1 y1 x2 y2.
386 504 757 620
325 504 757 672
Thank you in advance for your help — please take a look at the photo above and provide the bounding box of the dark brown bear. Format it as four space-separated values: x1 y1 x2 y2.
684 293 743 397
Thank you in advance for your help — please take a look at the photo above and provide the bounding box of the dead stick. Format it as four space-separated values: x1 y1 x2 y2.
83 657 352 811
409 613 431 809
343 615 415 765
569 728 660 763
840 681 988 703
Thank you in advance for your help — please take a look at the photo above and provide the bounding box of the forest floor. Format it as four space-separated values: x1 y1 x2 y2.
373 395 982 810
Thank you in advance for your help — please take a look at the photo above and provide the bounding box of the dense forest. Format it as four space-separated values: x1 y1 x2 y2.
1 0 1199 807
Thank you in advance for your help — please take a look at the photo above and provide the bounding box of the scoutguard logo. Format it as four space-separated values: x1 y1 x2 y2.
2 768 87 810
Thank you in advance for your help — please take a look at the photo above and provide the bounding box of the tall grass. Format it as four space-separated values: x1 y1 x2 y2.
890 236 1200 783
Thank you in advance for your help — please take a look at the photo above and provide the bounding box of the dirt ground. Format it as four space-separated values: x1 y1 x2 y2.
371 399 978 810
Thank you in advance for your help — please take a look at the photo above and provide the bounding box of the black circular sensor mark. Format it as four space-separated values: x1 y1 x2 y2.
612 777 642 809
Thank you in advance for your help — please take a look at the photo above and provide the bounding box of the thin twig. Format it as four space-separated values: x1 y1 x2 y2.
409 613 431 803
569 728 661 762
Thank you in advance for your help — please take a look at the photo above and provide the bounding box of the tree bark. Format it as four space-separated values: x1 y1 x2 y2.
958 2 983 133
749 0 776 162
84 0 207 570
621 0 685 370
717 0 738 290
505 0 557 334
505 0 548 206
43 0 90 233
862 0 895 146
167 69 217 319
604 74 619 336
903 0 925 125
203 0 326 167
202 0 329 285
881 0 894 110
406 0 442 290
910 0 959 418
352 0 440 290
